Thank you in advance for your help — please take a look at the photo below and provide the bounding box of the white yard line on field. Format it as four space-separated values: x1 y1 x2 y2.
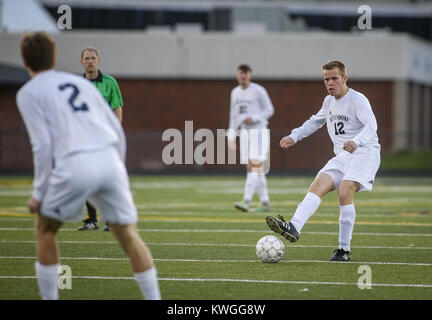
3 212 432 220
1 239 431 250
3 186 432 197
0 255 431 267
1 227 431 237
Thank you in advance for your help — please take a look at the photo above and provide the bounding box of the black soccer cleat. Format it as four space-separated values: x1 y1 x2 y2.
265 215 300 243
330 248 351 262
78 219 99 231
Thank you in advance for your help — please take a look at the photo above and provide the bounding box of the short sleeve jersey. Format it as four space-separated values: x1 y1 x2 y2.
85 71 123 110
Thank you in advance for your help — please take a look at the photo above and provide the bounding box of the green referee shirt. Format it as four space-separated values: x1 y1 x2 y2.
84 70 123 110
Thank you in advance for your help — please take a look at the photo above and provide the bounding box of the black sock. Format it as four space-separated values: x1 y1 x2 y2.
86 202 97 222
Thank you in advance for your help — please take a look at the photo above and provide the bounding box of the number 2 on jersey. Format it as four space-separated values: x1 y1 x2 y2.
334 122 345 135
58 83 89 112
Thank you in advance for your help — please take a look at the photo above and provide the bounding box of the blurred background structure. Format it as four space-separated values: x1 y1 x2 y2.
0 0 431 174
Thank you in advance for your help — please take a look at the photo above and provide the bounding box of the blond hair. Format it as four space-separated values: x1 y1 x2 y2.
322 60 347 77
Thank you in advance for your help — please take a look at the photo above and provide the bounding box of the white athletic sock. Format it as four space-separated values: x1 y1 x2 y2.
35 261 60 300
134 267 161 300
243 172 257 203
256 174 270 205
338 204 356 252
290 192 322 232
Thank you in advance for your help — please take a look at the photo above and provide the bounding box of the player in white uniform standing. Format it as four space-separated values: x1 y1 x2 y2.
16 32 161 299
266 60 380 261
228 64 274 213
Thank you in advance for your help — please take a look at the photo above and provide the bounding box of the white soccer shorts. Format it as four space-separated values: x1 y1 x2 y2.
40 146 137 225
318 146 381 192
239 128 270 165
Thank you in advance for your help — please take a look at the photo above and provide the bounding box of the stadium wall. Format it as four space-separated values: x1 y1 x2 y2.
0 79 404 173
0 31 431 173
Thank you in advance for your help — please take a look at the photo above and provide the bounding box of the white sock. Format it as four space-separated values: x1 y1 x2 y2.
35 261 60 300
290 192 322 232
256 174 270 205
134 267 161 300
243 172 257 203
338 204 356 252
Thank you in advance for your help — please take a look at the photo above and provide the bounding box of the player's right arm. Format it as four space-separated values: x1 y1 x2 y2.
16 89 53 202
281 99 327 149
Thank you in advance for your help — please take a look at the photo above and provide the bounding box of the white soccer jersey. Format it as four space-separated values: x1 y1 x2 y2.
228 82 274 140
16 70 126 201
289 88 380 154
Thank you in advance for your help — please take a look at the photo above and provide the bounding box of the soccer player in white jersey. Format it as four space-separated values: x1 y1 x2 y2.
228 64 274 213
16 32 161 299
266 60 380 261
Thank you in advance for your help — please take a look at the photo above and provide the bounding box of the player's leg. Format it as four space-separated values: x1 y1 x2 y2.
237 128 270 213
235 129 256 212
250 159 270 212
252 128 271 212
266 173 335 242
331 149 380 261
86 201 97 223
93 146 161 299
34 155 84 300
235 129 255 212
235 163 254 212
110 224 161 300
266 152 346 242
291 172 335 230
289 155 346 234
330 180 359 261
34 214 62 300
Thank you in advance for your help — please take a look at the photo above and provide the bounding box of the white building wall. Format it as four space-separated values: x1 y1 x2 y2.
1 31 431 84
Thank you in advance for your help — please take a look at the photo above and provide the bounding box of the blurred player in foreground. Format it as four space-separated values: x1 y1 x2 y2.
79 47 124 231
266 60 380 261
228 64 274 213
16 32 161 299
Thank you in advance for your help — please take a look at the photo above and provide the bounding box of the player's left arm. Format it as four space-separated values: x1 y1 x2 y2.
254 86 275 123
102 96 126 163
227 90 238 149
350 96 378 149
16 90 53 211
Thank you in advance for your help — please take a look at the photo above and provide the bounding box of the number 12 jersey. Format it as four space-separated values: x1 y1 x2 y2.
289 88 380 155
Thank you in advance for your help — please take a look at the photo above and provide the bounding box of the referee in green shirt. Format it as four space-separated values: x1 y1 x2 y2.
78 47 124 231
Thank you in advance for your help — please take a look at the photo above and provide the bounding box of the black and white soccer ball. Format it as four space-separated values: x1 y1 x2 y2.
256 235 284 263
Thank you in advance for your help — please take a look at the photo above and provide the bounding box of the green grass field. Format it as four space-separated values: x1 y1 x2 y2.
0 175 431 300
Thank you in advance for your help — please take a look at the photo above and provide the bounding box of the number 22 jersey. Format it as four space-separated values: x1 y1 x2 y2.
228 82 274 141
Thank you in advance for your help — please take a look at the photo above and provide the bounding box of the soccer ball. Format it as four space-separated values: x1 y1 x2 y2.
256 235 285 263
